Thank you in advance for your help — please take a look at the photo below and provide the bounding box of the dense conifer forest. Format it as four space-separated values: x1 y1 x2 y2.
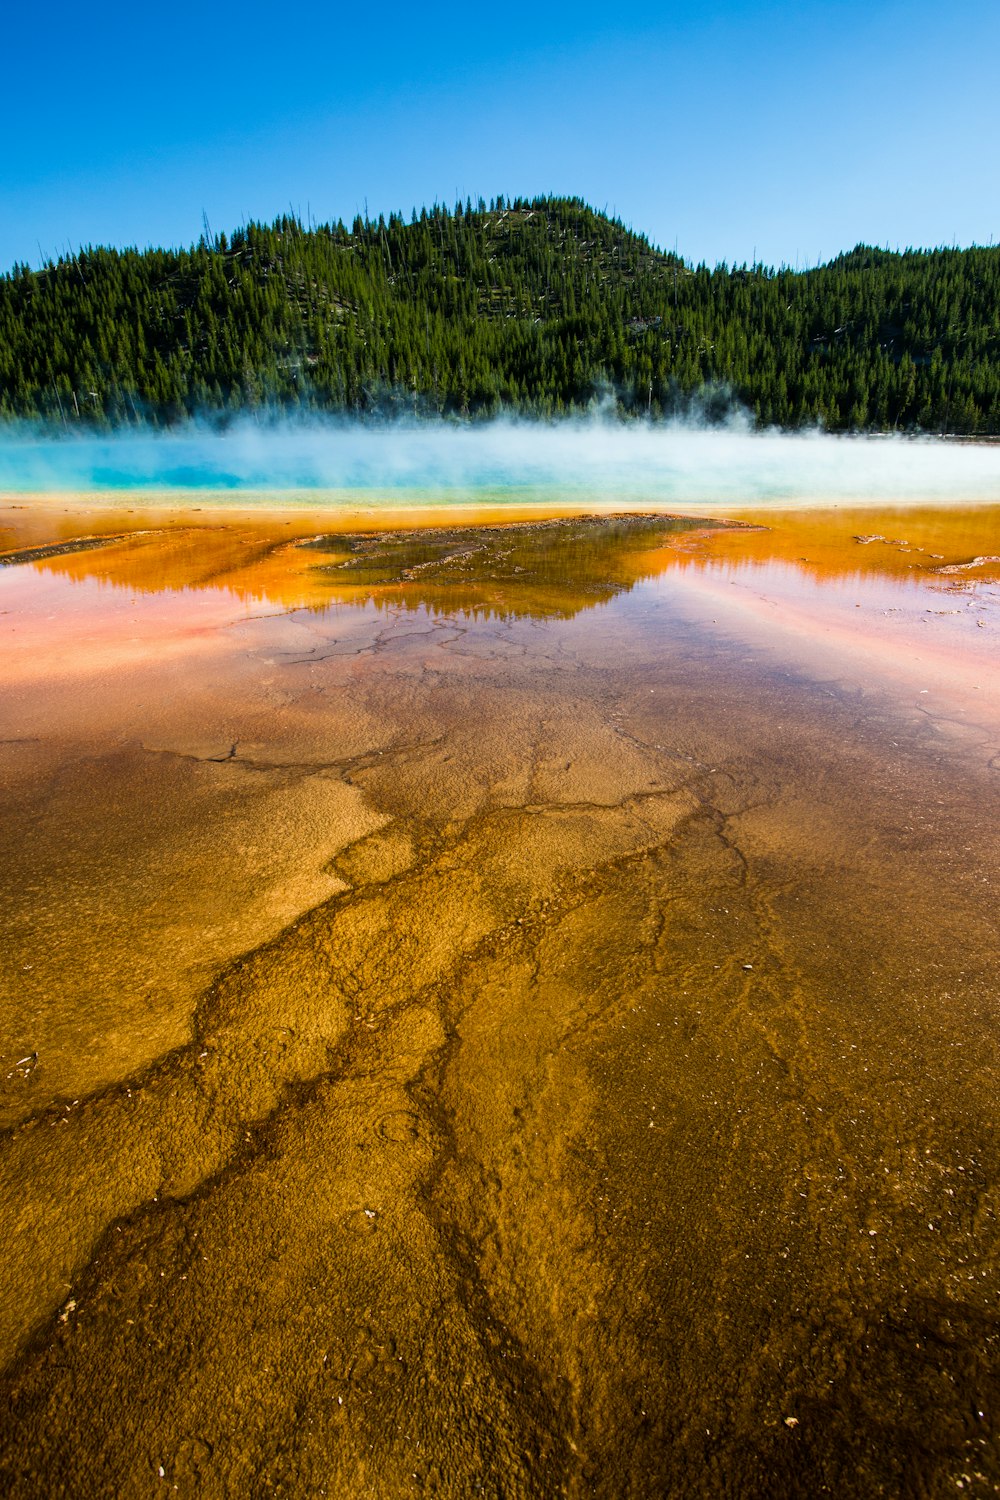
1 196 998 431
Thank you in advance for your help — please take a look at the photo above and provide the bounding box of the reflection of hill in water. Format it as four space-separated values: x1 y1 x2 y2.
303 516 714 621
21 515 724 622
17 503 1000 621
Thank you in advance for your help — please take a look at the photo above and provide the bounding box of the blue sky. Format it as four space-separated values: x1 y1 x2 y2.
3 0 997 273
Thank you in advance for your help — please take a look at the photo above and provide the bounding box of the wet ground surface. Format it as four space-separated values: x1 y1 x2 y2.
0 505 998 1497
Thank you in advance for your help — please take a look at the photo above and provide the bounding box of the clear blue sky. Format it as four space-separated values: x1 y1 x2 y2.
3 0 997 274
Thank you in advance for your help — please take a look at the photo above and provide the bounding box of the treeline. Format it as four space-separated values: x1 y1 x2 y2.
1 196 999 431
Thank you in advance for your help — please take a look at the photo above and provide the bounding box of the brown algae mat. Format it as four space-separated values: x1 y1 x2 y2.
0 512 998 1497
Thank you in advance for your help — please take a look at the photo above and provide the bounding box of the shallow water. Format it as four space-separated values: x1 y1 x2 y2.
0 499 998 1497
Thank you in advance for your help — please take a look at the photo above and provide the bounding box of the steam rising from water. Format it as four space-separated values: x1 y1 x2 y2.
1 418 999 508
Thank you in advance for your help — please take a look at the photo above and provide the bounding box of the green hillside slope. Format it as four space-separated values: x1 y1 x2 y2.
2 196 998 431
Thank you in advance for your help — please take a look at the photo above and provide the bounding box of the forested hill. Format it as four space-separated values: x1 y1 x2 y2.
1 195 999 432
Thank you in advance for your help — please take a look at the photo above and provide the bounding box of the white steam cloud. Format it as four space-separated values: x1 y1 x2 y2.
1 416 999 510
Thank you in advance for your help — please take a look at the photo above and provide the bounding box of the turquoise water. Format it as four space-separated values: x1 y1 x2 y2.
2 420 999 507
